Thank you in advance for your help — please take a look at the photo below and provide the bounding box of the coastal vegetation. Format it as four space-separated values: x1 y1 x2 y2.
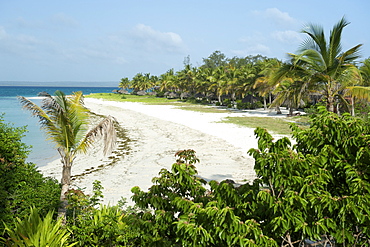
2 17 370 246
0 115 60 235
17 91 117 223
112 17 370 118
2 109 370 246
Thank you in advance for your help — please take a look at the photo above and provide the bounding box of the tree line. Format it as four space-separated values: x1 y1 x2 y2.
2 17 370 246
120 17 370 116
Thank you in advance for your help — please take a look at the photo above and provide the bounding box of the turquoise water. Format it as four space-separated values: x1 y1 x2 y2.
0 86 117 166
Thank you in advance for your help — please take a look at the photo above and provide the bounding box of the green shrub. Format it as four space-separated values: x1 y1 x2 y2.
156 91 165 98
129 150 275 246
1 207 75 247
127 109 370 246
248 107 370 245
0 115 60 233
66 181 129 246
222 98 231 106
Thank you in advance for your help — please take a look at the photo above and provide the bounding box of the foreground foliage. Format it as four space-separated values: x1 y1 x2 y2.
248 107 370 246
1 207 75 247
3 107 370 246
127 109 370 246
0 115 60 234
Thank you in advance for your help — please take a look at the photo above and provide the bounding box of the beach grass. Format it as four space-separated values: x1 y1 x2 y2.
87 93 310 135
87 93 232 113
86 93 182 105
221 116 310 135
175 105 232 113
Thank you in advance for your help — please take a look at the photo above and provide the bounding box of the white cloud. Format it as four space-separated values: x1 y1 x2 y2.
253 8 297 27
266 8 295 24
271 30 303 44
131 24 184 52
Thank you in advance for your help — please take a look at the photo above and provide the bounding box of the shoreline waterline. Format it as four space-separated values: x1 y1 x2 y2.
0 86 118 166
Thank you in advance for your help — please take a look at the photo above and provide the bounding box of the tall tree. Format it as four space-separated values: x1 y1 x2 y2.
207 66 227 103
18 91 117 223
159 69 176 92
201 50 228 69
289 17 363 112
119 77 131 90
253 58 282 109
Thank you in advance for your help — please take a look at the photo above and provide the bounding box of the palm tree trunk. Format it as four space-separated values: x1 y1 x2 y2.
351 96 355 116
327 95 335 112
58 156 72 225
263 96 267 110
269 93 272 104
289 107 294 116
276 106 282 114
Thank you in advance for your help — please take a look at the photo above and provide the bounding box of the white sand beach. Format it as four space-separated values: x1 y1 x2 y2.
39 98 290 206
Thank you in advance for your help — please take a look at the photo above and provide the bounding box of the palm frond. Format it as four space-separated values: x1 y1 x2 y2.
17 96 58 136
345 86 370 101
77 116 117 156
328 17 349 65
337 65 362 87
360 58 370 86
300 22 327 59
335 94 352 113
338 44 363 64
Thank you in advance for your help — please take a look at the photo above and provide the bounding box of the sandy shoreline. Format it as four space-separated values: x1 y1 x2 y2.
39 98 288 206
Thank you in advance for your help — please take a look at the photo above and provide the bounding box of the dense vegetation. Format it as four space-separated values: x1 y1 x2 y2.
0 115 60 234
117 18 370 117
2 109 370 246
2 17 370 246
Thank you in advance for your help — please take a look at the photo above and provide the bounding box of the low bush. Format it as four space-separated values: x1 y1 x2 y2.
1 207 75 247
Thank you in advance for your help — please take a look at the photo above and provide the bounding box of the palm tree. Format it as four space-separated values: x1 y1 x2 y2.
159 69 176 93
207 66 227 103
176 65 198 99
290 17 363 112
18 91 117 223
223 65 240 103
119 77 131 90
253 58 282 110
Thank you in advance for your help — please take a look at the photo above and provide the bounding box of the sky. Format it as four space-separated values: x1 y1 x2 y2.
0 0 369 86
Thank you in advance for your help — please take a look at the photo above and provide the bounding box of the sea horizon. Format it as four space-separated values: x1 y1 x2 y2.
0 81 118 87
0 85 118 167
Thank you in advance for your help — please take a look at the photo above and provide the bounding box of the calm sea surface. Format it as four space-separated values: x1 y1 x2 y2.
0 86 117 166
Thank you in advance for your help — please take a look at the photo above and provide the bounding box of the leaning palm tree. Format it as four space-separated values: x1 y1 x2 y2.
18 90 117 223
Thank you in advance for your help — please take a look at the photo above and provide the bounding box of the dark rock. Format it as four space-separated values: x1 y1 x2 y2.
37 91 50 97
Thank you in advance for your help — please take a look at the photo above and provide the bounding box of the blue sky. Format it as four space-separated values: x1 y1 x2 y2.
0 0 369 86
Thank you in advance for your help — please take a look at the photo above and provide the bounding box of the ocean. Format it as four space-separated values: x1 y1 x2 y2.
0 85 117 166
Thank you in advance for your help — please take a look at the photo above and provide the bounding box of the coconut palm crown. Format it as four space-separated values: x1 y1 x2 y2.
18 90 117 222
291 17 363 112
